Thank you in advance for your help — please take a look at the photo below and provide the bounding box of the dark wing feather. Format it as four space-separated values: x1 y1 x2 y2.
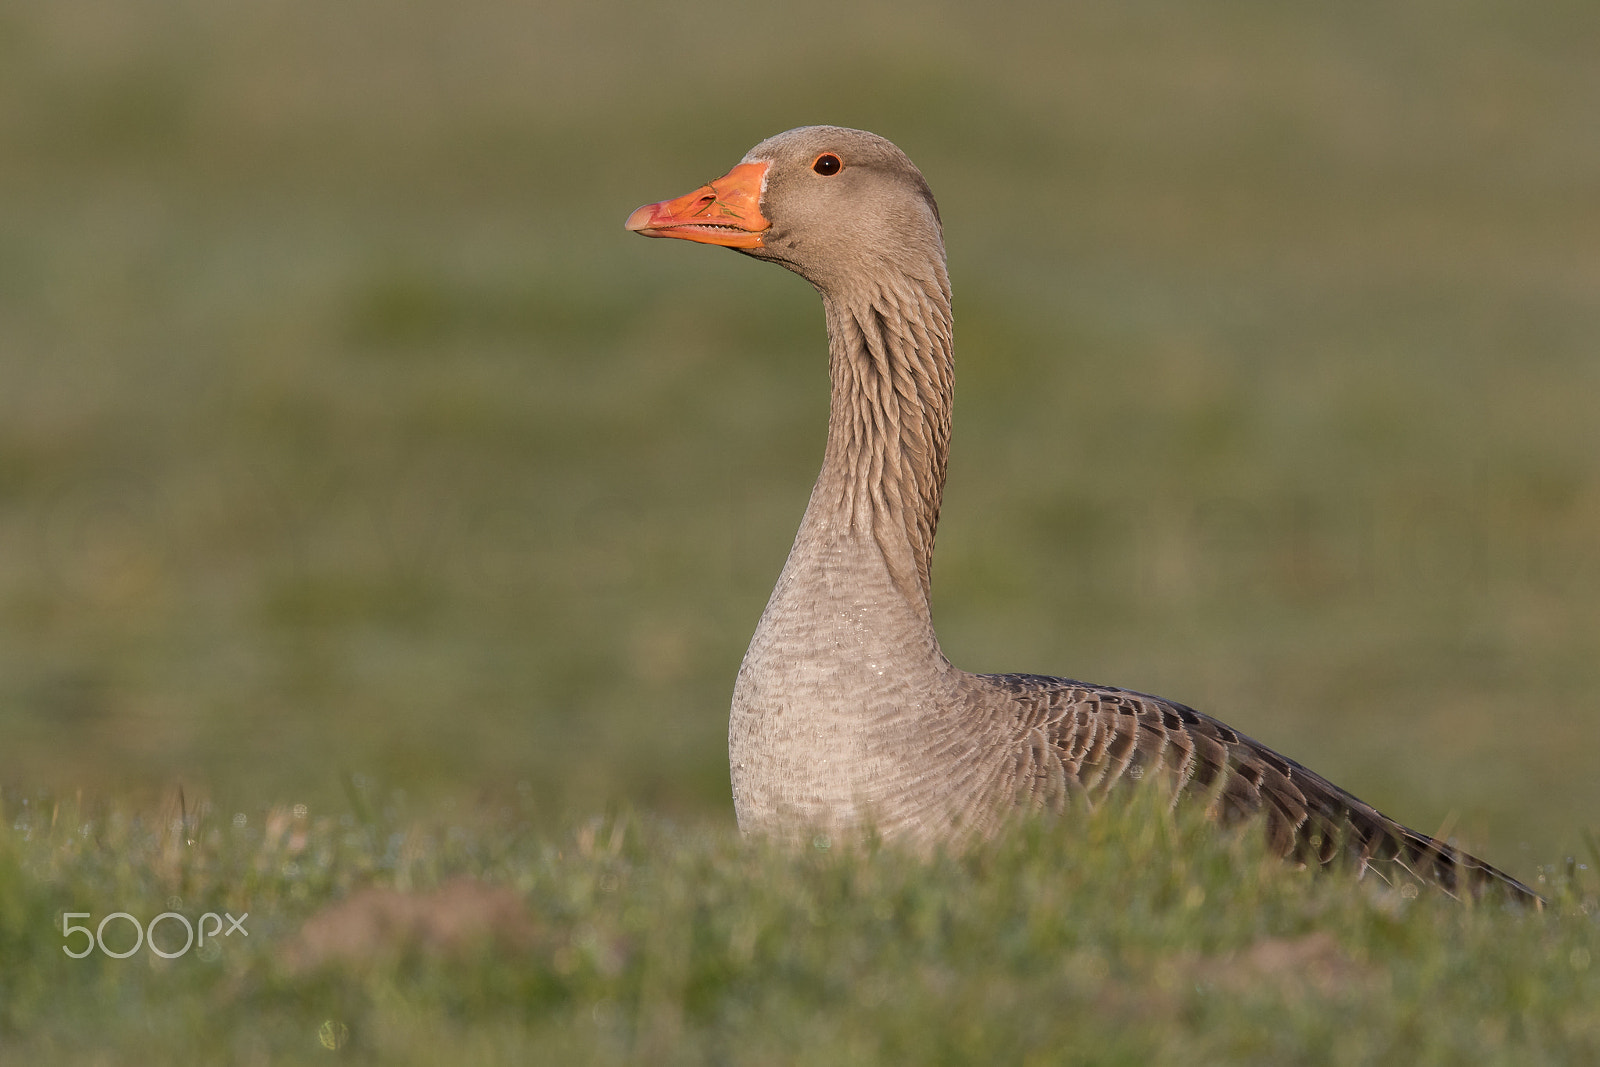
983 673 1542 906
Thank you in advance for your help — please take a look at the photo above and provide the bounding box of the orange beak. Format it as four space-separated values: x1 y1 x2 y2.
625 161 770 248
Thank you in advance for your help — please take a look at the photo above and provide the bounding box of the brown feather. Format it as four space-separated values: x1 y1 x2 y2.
985 673 1541 905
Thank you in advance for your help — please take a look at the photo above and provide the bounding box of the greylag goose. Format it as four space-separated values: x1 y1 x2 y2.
626 126 1538 905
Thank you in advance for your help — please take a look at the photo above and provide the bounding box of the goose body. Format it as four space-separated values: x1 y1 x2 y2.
627 126 1537 904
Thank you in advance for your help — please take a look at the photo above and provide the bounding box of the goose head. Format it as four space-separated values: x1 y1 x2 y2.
625 125 945 296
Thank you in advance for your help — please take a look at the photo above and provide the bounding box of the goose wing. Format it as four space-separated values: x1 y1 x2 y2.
985 673 1541 905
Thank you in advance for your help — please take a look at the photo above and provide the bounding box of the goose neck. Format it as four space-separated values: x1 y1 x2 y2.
807 271 954 609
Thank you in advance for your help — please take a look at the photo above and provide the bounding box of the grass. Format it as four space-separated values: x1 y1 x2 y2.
4 788 1598 1065
3 0 1600 1057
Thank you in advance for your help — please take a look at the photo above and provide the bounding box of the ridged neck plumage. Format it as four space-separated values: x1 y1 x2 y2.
805 257 955 617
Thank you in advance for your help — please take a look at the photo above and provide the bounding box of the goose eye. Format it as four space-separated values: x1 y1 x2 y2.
812 153 842 176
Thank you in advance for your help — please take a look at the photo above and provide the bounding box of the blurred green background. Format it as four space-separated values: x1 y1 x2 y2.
1 0 1596 877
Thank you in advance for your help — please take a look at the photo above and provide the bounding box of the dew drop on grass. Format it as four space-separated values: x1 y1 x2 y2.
591 999 620 1029
318 1020 349 1051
